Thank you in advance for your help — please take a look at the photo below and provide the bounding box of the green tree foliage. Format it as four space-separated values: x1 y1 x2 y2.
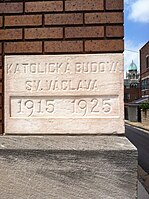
140 102 149 111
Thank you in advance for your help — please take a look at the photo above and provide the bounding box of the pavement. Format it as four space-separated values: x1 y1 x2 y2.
125 120 149 198
125 120 149 132
138 166 149 198
138 181 149 199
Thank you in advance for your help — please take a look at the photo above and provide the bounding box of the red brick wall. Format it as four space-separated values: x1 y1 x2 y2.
124 87 141 103
140 41 149 96
0 0 124 133
140 41 149 79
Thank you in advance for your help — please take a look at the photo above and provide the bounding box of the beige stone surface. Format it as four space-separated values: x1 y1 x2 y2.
5 54 124 134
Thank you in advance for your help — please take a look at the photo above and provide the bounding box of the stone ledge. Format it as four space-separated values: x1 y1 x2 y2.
0 135 136 151
0 136 137 199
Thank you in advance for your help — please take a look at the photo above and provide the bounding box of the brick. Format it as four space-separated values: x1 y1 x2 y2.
0 82 2 93
4 0 23 2
0 69 2 80
85 39 124 52
0 29 22 41
0 55 2 67
106 26 124 38
0 43 2 54
25 1 63 13
106 0 123 10
65 26 104 38
0 123 2 134
25 27 63 39
44 41 83 53
45 13 83 25
65 0 104 11
0 16 3 27
0 3 23 14
85 12 123 24
4 0 23 1
0 108 2 120
5 15 42 27
0 95 2 106
0 124 2 134
4 42 42 53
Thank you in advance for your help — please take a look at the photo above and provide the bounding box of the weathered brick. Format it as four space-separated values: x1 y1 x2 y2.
85 39 124 52
25 27 63 39
85 12 123 24
45 13 83 25
0 122 2 134
65 26 104 38
0 69 2 80
4 42 42 53
106 0 123 10
25 1 63 13
0 82 2 93
0 95 2 106
0 16 3 27
65 0 104 11
0 29 22 41
4 0 23 1
0 56 1 68
45 41 83 53
106 26 124 38
0 108 2 120
0 3 23 14
5 15 42 27
0 44 2 54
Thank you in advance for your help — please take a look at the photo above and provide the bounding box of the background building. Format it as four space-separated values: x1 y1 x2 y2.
140 41 149 97
124 60 141 103
125 41 149 122
124 61 141 120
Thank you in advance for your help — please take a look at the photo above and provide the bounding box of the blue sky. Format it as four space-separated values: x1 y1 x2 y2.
124 0 149 74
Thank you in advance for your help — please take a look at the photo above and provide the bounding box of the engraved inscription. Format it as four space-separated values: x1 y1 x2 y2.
5 54 124 134
7 61 120 75
16 99 55 117
10 96 119 118
25 79 98 92
5 55 123 95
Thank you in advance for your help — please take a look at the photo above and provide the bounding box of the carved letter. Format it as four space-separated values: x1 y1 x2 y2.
91 62 98 73
7 64 13 74
14 64 21 74
61 80 68 90
99 62 106 72
64 63 71 74
75 62 82 73
26 80 32 91
30 63 37 73
77 80 83 90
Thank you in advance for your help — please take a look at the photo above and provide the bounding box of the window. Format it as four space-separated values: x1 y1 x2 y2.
124 93 130 101
147 78 149 89
142 78 149 90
